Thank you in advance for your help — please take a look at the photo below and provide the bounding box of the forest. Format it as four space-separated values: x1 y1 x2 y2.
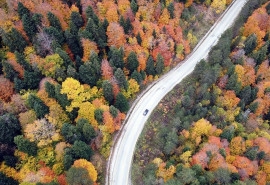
0 0 235 184
132 0 270 184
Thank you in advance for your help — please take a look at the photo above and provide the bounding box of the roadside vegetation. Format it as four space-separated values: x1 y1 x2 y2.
0 0 233 184
132 0 270 184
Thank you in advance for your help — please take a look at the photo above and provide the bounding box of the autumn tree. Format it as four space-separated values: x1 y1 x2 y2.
101 59 113 80
72 159 97 182
106 22 126 49
0 76 14 102
211 0 226 14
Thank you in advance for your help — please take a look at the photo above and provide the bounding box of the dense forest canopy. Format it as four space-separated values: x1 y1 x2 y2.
0 0 236 184
133 0 270 184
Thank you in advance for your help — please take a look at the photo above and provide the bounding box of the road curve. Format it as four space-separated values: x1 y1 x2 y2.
106 0 248 184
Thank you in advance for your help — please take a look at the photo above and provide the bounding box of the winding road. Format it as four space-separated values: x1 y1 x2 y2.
106 0 248 184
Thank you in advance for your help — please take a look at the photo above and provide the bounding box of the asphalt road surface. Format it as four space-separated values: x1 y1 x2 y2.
106 0 248 184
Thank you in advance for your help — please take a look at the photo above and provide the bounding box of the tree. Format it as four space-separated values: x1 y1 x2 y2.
70 11 84 29
0 76 14 102
213 168 231 184
102 80 114 104
155 54 165 75
114 68 128 90
65 30 83 58
22 13 37 40
61 123 81 144
167 2 174 18
27 94 49 119
0 113 21 145
126 51 139 73
14 135 37 156
109 47 124 69
85 6 99 25
76 118 96 143
64 140 93 170
244 34 257 55
136 33 142 45
130 0 138 13
47 12 62 32
55 48 73 68
106 22 126 49
0 172 19 185
145 56 155 76
101 59 113 80
44 27 65 46
72 159 97 182
17 2 30 19
2 28 27 52
114 92 129 112
66 167 93 185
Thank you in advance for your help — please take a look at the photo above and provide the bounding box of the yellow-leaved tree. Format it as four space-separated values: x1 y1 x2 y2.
190 118 212 140
72 159 98 182
211 0 226 14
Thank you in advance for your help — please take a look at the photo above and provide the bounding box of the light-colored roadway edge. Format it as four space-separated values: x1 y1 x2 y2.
106 0 248 184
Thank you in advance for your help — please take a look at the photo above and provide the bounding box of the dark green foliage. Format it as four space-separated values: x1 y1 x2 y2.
102 80 114 104
109 105 119 118
0 172 19 185
55 48 73 68
2 28 27 52
213 168 231 184
142 163 158 185
47 12 62 31
14 135 37 156
32 13 43 28
126 51 139 73
244 34 257 55
244 146 258 160
155 54 164 75
66 167 93 185
44 27 65 45
22 14 37 40
27 94 49 119
239 86 251 104
61 123 82 144
79 57 101 86
94 109 104 124
119 16 125 30
0 114 21 145
167 2 175 19
249 102 258 113
83 18 96 40
2 61 18 81
136 33 142 45
208 49 223 65
130 0 138 13
45 82 56 98
65 30 83 58
114 68 128 90
3 155 17 168
54 84 70 110
131 70 143 84
36 181 59 185
67 65 79 79
14 51 31 71
163 128 179 155
145 56 155 76
220 126 235 142
115 92 129 112
22 70 42 90
70 11 84 28
85 6 99 25
76 118 96 143
17 2 30 19
266 2 270 15
109 47 124 69
226 73 241 95
64 140 93 170
253 43 268 65
96 23 107 49
176 167 197 184
124 18 133 34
